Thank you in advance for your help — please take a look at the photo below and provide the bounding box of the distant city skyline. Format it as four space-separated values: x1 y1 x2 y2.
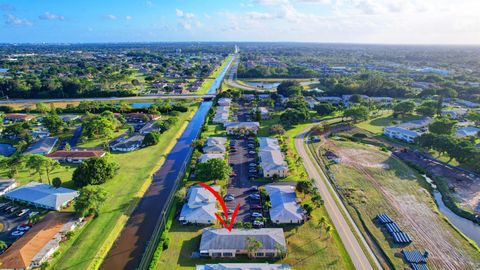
1 0 480 44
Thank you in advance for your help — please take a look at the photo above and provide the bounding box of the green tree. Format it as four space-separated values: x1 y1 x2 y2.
314 103 335 116
280 108 309 126
277 80 303 97
393 101 415 117
195 158 231 184
72 156 119 187
83 113 119 139
245 236 263 258
416 100 437 117
43 114 64 134
296 180 314 194
52 177 62 188
428 118 456 135
74 185 108 217
269 124 285 135
0 240 7 250
303 202 314 217
344 105 369 123
465 111 480 125
142 131 161 147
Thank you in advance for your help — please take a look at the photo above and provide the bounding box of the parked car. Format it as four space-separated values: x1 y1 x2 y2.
16 225 31 231
249 194 261 200
224 194 235 201
11 231 25 237
248 169 257 173
253 220 265 227
248 151 256 155
249 186 258 191
248 163 257 167
251 212 263 218
17 209 29 217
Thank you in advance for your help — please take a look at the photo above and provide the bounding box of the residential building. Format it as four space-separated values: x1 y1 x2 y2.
305 96 319 109
253 107 269 120
224 122 260 135
266 185 304 224
456 126 480 138
31 129 50 139
443 108 469 119
110 135 144 152
0 212 78 269
456 99 480 108
316 96 343 104
4 113 35 123
198 153 224 163
4 182 79 210
139 122 160 134
384 126 420 143
199 228 287 258
196 264 292 270
179 185 219 224
0 179 17 196
258 137 288 178
217 98 233 106
25 136 58 155
203 137 227 154
213 106 230 124
46 150 106 163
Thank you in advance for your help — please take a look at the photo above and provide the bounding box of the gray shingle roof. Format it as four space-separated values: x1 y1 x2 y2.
200 228 286 251
196 263 292 270
4 182 79 210
25 136 58 155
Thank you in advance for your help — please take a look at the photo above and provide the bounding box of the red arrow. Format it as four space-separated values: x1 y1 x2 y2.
197 182 240 232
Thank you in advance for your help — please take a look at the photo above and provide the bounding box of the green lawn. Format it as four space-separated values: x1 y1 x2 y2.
195 55 232 95
76 128 129 149
159 206 354 270
356 111 423 134
47 106 198 270
314 140 480 269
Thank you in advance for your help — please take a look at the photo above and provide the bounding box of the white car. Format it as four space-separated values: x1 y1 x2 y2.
251 212 263 218
17 209 30 217
11 231 25 237
253 220 264 227
16 225 31 231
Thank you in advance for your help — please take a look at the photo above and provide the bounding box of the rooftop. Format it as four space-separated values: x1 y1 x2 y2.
4 182 79 210
200 228 286 252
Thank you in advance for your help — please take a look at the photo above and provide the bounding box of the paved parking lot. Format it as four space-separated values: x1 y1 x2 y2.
0 202 43 246
225 103 269 224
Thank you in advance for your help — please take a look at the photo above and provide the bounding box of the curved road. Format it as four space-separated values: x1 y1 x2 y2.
295 126 382 270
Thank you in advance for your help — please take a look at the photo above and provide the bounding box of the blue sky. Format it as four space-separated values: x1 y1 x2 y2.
1 0 479 44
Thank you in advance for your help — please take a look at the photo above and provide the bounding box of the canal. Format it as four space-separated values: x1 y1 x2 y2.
100 54 234 270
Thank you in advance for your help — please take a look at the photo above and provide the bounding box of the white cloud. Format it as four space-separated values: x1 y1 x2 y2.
125 15 133 21
4 13 32 26
105 14 117 20
39 11 65 21
247 11 274 20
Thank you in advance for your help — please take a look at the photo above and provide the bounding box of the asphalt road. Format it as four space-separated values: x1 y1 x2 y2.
295 126 382 270
0 94 213 104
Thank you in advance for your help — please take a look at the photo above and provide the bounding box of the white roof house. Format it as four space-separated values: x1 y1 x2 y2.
203 137 227 154
196 264 292 270
199 228 287 258
456 126 480 138
179 185 219 224
4 182 79 210
266 185 304 224
0 179 17 196
443 108 469 119
213 106 230 124
258 137 288 178
384 126 420 143
224 122 260 135
217 98 233 106
316 96 343 104
198 153 224 163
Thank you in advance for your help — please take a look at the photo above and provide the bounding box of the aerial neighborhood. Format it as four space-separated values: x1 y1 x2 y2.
0 41 479 270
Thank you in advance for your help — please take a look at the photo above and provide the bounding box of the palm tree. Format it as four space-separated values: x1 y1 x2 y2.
274 243 287 258
0 240 7 250
317 216 327 230
325 224 333 239
245 236 263 258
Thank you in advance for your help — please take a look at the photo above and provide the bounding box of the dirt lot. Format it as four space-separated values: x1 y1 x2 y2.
318 137 480 270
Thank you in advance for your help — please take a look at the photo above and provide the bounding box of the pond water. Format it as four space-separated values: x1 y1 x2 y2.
130 102 153 109
245 81 281 89
423 175 480 246
0 143 16 156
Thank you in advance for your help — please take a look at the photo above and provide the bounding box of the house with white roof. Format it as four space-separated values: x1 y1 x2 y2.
266 185 304 224
179 185 219 224
203 137 227 154
199 228 287 258
196 263 291 270
258 137 288 178
456 126 480 138
4 182 79 210
384 126 420 143
316 96 343 104
198 153 224 163
224 122 260 135
443 108 469 120
213 106 230 124
217 98 233 106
